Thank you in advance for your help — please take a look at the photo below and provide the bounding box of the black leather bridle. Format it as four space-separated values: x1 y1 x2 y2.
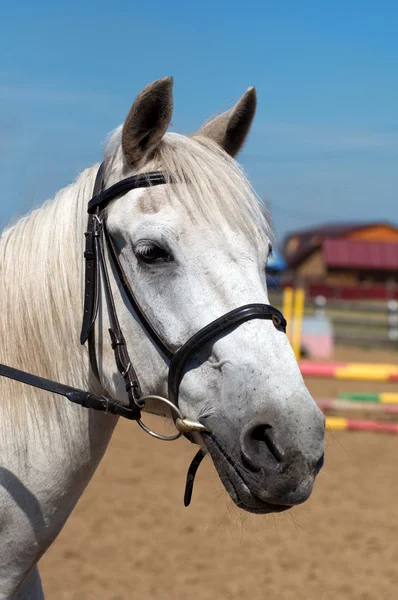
0 163 287 505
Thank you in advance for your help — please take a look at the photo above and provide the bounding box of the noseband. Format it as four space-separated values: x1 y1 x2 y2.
0 163 287 506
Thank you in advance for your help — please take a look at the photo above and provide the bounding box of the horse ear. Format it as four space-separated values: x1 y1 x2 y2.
196 87 257 157
122 77 174 167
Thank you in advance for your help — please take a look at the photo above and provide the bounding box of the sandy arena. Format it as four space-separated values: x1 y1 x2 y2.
40 347 398 599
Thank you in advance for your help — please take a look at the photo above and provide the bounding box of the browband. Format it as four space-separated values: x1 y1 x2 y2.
88 171 169 213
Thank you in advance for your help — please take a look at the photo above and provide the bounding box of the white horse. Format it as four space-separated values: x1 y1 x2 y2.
0 77 325 599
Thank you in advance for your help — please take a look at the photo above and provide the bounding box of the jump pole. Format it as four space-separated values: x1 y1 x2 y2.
338 392 398 404
291 287 305 360
283 286 305 360
326 416 398 434
317 399 398 415
300 361 398 382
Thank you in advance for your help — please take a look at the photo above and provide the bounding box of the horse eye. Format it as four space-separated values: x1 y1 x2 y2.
135 242 172 265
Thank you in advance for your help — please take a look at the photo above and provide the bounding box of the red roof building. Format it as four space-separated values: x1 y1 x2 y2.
323 239 398 272
282 222 398 297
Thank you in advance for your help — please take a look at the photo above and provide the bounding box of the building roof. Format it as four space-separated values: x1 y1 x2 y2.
283 221 398 269
284 221 369 242
323 238 398 271
284 221 398 241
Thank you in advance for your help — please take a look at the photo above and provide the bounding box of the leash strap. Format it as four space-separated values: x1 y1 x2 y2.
0 364 138 419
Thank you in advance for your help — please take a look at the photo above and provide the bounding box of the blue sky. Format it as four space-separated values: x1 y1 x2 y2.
1 0 397 242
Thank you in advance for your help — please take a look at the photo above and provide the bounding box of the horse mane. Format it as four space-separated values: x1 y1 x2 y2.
0 166 98 433
0 129 270 432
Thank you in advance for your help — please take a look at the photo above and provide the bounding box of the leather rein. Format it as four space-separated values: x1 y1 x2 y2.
0 163 287 506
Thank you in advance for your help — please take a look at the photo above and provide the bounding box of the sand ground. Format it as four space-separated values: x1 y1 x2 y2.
40 347 398 600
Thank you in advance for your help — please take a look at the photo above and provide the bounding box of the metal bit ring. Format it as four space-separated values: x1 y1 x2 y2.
137 395 208 441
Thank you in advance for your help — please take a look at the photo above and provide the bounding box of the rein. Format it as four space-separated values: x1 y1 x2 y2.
0 163 287 506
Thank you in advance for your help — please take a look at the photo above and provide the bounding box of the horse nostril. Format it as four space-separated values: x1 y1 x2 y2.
249 424 283 464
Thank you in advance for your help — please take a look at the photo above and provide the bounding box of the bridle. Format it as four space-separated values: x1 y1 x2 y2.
0 162 287 506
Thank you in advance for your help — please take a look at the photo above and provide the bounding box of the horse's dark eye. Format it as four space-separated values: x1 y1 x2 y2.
135 243 172 265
